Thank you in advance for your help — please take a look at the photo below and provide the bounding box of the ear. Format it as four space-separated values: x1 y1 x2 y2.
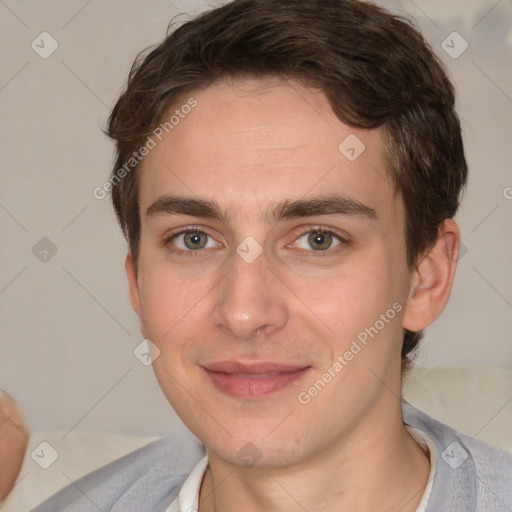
402 219 460 332
125 252 143 320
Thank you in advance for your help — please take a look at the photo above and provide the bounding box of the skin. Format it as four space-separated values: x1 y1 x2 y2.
126 78 460 512
0 391 29 502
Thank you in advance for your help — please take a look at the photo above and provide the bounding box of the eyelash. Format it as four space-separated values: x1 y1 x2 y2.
292 225 350 256
163 228 216 258
163 225 350 258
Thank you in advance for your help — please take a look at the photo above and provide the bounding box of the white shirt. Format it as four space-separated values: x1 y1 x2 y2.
166 425 436 512
407 425 437 512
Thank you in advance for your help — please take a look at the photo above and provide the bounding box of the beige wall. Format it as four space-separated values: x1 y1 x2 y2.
1 0 511 435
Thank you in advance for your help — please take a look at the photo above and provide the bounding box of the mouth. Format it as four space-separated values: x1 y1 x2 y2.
201 361 312 399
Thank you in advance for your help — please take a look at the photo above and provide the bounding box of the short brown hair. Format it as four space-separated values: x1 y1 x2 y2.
106 0 468 368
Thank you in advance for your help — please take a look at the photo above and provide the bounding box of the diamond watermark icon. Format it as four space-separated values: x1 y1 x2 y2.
31 32 59 59
339 134 366 162
236 236 263 264
458 241 468 262
441 32 468 59
31 441 59 469
441 441 468 469
237 442 262 466
32 237 58 263
134 338 161 366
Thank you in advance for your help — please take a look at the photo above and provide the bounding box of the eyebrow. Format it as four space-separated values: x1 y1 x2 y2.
146 194 377 224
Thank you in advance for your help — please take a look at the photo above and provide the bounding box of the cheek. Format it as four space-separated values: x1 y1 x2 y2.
298 258 406 372
137 263 201 338
300 261 395 331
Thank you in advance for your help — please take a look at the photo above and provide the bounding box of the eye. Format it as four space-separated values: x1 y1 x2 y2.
165 229 220 253
292 227 347 252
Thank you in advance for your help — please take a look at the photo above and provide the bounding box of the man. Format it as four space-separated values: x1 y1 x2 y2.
35 0 512 510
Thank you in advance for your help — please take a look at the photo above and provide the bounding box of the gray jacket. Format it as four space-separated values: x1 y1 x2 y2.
33 401 512 511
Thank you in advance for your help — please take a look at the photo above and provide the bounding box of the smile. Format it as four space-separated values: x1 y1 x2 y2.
201 361 312 398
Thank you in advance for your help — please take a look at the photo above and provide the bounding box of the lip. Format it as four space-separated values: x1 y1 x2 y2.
201 361 312 399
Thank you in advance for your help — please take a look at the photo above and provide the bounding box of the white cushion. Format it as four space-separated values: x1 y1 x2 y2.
0 432 158 512
403 365 512 451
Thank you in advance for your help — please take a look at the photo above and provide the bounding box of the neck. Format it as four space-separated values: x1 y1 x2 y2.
198 397 430 512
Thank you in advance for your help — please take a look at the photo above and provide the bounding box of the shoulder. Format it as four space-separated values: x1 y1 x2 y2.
402 400 512 511
33 430 205 512
458 431 512 507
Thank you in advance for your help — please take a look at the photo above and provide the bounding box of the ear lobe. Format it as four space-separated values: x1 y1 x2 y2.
125 252 143 319
402 219 460 332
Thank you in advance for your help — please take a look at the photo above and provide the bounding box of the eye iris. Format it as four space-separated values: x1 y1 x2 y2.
184 231 207 250
308 231 332 250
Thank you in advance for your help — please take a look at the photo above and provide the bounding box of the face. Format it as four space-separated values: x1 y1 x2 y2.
127 78 414 468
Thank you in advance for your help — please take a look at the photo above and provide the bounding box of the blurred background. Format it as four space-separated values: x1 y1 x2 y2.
1 0 511 436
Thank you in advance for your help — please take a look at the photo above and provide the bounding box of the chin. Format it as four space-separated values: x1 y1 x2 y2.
206 435 309 470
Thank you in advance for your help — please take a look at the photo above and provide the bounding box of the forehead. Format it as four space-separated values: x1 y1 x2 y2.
137 78 398 224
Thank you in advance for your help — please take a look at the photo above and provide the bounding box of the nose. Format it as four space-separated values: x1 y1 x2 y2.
210 246 288 341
